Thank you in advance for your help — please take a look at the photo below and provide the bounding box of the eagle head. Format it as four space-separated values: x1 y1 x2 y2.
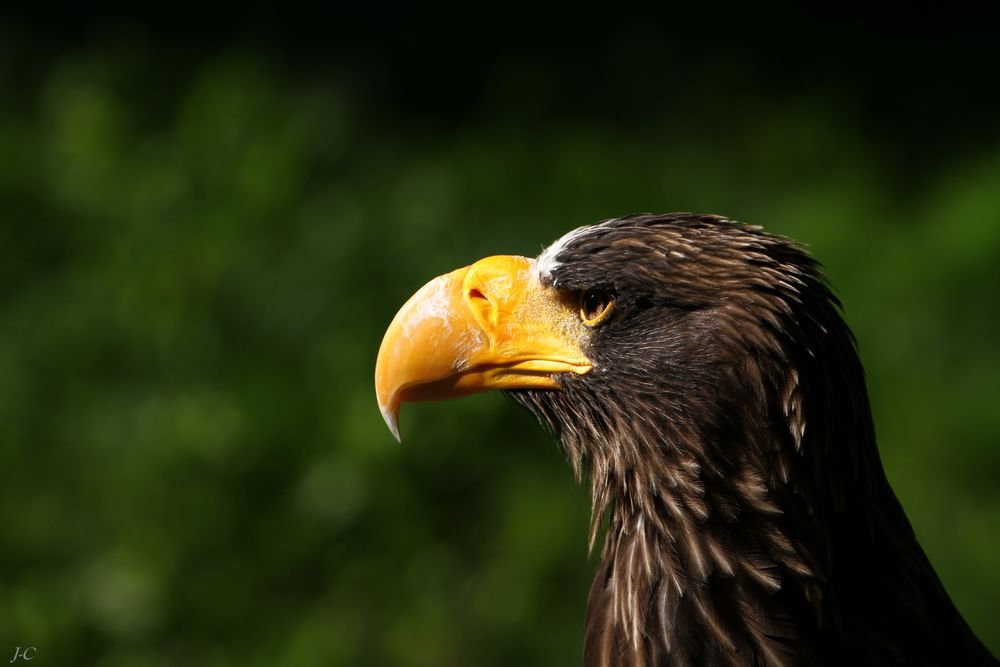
374 214 996 666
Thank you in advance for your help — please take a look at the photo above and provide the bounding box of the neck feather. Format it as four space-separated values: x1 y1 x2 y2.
579 419 822 667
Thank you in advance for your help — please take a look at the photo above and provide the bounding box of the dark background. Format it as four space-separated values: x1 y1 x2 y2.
1 11 998 666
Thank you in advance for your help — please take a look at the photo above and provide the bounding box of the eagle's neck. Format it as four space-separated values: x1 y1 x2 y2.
570 380 996 667
580 426 822 667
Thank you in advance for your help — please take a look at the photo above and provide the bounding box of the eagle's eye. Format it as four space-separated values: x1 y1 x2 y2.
579 289 613 326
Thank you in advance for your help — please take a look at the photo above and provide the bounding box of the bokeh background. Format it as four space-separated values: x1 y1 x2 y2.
1 12 998 666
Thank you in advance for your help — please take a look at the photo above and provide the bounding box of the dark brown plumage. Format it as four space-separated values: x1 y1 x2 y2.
507 214 997 666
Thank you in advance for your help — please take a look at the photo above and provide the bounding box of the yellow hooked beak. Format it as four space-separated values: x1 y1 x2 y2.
375 255 592 441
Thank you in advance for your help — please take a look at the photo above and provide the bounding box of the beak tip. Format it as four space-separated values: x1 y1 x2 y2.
379 402 402 443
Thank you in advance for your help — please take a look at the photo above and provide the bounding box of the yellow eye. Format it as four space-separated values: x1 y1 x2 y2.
579 289 613 326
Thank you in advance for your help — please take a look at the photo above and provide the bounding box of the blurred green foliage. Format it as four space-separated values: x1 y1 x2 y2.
0 35 998 667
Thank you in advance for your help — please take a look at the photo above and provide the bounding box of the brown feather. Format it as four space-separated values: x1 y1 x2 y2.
511 214 998 666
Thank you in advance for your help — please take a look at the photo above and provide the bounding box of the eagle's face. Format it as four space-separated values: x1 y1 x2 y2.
526 218 739 415
376 213 829 489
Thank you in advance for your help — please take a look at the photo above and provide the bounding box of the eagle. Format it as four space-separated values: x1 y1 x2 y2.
374 213 997 666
